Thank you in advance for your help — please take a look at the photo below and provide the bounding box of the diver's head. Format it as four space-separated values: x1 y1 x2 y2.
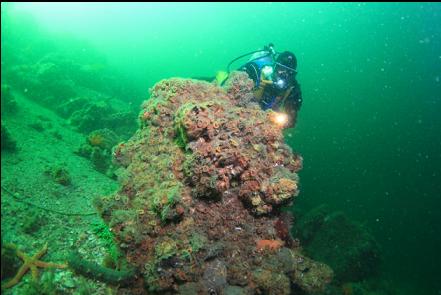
274 51 297 89
276 51 297 71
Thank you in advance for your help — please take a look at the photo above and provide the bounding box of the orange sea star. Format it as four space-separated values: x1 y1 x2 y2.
256 239 284 251
1 243 67 290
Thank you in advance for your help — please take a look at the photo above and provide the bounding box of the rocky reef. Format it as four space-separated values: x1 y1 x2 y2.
96 72 332 294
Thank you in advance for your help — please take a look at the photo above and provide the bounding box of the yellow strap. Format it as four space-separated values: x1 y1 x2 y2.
254 75 273 100
215 71 229 85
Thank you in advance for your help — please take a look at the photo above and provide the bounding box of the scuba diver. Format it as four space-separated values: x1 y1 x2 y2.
196 44 302 128
227 43 302 128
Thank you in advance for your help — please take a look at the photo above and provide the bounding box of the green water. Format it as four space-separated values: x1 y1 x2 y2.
1 2 440 294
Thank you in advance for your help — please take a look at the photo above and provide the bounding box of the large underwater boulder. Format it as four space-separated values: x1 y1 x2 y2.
96 72 333 294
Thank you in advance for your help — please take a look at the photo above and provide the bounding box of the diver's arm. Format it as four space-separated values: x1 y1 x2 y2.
284 81 302 128
291 79 303 111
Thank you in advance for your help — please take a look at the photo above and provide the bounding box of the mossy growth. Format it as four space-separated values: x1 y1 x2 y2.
150 182 182 222
108 209 134 228
173 102 198 147
20 271 58 295
154 237 178 261
143 262 161 292
104 208 140 244
182 153 195 178
76 277 95 295
44 164 71 186
189 232 207 253
180 232 208 261
90 219 122 268
174 129 187 149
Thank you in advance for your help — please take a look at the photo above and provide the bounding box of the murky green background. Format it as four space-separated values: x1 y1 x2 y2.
2 3 440 294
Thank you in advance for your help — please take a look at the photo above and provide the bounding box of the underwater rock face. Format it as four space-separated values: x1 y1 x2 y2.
294 205 381 283
98 72 332 294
